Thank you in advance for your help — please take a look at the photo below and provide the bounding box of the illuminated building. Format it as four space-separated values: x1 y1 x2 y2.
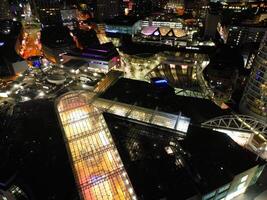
62 42 120 73
165 0 185 15
0 185 30 200
227 26 266 47
105 16 141 37
56 92 137 200
39 8 63 26
39 8 78 28
96 0 120 21
0 0 12 20
56 78 266 200
204 2 222 39
145 52 201 92
141 26 187 38
136 13 202 48
141 13 184 29
240 35 267 121
61 9 78 29
15 22 42 59
41 26 75 63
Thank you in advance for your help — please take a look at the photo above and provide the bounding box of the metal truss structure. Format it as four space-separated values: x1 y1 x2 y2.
202 114 267 137
175 88 209 99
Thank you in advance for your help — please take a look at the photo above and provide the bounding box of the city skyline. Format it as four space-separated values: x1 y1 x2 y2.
0 0 267 200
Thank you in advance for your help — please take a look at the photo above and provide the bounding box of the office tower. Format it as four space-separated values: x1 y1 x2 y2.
239 33 267 121
204 2 222 39
0 0 12 20
227 26 266 47
96 0 120 21
132 0 153 16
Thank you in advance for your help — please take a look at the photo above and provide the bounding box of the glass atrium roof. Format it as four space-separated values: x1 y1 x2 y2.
56 91 190 200
57 92 136 200
93 98 190 134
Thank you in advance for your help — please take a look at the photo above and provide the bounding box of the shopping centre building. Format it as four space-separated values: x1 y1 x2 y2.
55 77 266 200
240 35 267 121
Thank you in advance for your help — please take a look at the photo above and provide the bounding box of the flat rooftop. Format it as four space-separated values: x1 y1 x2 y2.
0 99 78 199
106 16 140 26
104 113 265 197
67 42 119 61
104 113 199 200
63 59 88 70
100 78 230 124
180 125 266 194
56 91 265 200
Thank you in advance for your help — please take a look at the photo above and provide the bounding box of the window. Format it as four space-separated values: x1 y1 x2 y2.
215 191 227 200
203 191 216 200
218 184 230 193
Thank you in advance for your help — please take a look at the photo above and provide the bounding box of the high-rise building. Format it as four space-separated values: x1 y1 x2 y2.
0 0 12 20
227 26 267 47
239 33 267 121
96 0 120 21
204 2 222 39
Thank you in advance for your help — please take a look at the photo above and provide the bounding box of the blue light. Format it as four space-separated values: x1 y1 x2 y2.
0 42 5 47
106 29 119 33
151 78 169 88
32 60 42 68
155 79 168 84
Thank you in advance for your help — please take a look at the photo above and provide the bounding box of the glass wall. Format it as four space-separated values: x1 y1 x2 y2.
57 93 136 200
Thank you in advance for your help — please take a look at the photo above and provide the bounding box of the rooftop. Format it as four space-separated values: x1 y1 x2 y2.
67 42 119 61
63 59 88 70
104 113 199 200
56 90 266 200
106 16 141 26
100 78 230 124
0 99 78 199
180 125 265 194
104 112 265 197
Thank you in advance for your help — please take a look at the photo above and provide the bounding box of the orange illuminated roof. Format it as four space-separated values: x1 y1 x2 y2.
57 92 136 200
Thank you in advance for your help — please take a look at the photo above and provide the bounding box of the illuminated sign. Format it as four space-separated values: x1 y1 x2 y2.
155 79 168 84
151 78 169 88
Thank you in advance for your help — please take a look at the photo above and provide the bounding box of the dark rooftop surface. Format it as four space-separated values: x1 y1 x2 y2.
106 16 140 26
63 59 88 70
41 26 75 49
0 100 78 199
104 113 200 200
180 125 266 194
67 42 119 61
71 29 100 48
100 78 230 124
104 113 265 199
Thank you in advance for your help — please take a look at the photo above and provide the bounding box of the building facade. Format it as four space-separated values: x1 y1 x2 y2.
62 43 120 73
0 0 12 20
227 26 267 47
239 33 267 121
96 0 120 21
